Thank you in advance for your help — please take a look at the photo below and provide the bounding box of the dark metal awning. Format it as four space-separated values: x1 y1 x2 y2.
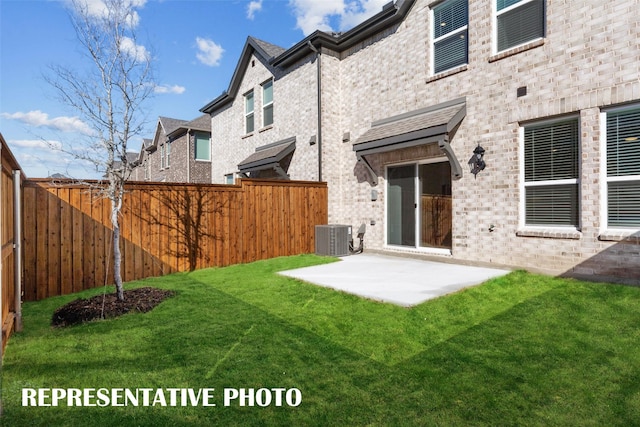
238 136 296 179
352 98 466 184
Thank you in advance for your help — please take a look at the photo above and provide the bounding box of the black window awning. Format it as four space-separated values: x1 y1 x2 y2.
352 98 466 184
238 137 296 179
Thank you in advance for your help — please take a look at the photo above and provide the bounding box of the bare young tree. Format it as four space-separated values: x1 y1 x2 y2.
46 0 155 300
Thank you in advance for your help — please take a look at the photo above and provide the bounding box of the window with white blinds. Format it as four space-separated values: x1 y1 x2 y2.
606 106 640 228
432 0 468 74
524 118 579 226
496 0 544 52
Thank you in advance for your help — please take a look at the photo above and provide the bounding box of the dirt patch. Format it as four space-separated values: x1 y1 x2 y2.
51 287 175 328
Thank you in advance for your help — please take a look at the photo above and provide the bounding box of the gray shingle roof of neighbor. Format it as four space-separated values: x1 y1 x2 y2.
159 116 187 136
165 114 212 139
185 114 212 131
126 152 139 163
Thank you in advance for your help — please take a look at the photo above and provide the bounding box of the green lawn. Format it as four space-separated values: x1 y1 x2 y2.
3 254 640 426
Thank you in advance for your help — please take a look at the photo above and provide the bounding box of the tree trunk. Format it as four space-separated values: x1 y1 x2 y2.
111 197 124 301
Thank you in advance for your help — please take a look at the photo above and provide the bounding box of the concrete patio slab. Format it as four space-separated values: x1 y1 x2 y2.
279 253 511 307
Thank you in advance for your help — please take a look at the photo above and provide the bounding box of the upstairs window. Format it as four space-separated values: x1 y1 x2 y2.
262 80 274 127
432 0 468 74
523 118 579 227
496 0 545 52
605 106 640 228
195 132 210 161
166 140 171 168
245 90 254 133
160 144 166 169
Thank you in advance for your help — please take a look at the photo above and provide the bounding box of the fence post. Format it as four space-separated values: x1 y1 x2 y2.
0 142 3 418
13 170 22 332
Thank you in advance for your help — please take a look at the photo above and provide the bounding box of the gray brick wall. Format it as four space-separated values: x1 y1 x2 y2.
210 52 319 184
208 0 640 281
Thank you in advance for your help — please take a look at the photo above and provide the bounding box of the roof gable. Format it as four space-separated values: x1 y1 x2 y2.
148 116 187 150
200 37 285 113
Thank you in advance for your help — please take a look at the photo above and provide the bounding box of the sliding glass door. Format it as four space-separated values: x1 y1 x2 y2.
387 165 416 246
387 161 452 250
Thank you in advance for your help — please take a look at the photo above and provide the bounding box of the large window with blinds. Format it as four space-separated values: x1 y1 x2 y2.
523 118 579 227
496 0 545 53
606 106 640 228
432 0 468 74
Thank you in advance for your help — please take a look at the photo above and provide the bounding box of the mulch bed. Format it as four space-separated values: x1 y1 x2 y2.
51 287 175 328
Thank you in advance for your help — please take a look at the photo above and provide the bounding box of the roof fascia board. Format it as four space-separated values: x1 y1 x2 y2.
355 133 443 157
149 121 164 149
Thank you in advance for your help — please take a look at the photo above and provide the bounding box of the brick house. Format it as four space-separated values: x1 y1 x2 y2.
131 115 212 183
201 0 640 282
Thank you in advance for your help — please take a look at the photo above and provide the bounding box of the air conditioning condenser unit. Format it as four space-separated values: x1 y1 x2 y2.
315 224 352 257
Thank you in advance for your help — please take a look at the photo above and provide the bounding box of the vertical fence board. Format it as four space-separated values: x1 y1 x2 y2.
21 179 328 301
70 188 84 293
81 189 96 291
22 186 36 301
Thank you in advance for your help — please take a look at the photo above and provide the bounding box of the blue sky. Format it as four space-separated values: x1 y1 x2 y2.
0 0 388 178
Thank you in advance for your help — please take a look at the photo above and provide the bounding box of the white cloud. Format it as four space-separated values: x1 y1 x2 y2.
196 37 224 67
289 0 344 35
154 84 186 95
288 0 389 35
6 139 98 179
247 0 263 20
1 111 93 135
69 0 147 27
9 139 63 151
341 0 390 30
120 36 150 61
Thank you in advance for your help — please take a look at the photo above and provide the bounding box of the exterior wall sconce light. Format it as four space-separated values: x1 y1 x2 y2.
468 145 486 177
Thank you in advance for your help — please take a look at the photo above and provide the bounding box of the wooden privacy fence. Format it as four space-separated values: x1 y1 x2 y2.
23 179 328 301
1 134 24 352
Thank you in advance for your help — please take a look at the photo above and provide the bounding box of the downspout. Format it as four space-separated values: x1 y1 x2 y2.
307 41 322 182
12 170 22 332
186 130 191 183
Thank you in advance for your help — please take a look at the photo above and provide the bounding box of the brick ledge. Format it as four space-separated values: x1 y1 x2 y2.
516 228 581 240
598 231 640 243
426 65 468 83
489 39 545 63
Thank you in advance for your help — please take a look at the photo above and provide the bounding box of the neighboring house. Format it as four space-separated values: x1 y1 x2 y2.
131 115 212 183
201 0 640 282
130 139 152 182
106 152 140 181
